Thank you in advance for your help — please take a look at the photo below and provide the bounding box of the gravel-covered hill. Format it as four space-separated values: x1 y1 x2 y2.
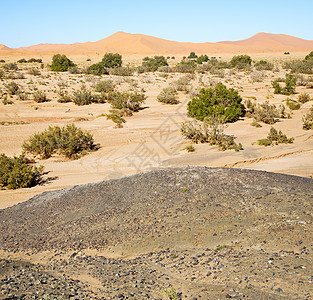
0 167 312 299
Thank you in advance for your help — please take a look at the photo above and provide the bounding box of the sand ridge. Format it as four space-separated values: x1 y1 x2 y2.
1 31 313 55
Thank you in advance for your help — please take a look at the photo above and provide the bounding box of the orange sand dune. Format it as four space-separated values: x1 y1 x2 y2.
1 31 313 55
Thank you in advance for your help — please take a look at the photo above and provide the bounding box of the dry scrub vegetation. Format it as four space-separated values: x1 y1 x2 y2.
0 51 313 190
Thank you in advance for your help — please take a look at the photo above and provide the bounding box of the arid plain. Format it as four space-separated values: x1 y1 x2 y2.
1 32 313 208
0 32 313 299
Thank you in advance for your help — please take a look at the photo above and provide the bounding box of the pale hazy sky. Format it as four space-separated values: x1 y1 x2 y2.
1 0 312 47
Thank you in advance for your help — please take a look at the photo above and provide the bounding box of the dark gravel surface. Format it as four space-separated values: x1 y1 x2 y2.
0 167 312 299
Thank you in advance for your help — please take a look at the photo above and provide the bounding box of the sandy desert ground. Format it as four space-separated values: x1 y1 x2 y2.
0 52 312 209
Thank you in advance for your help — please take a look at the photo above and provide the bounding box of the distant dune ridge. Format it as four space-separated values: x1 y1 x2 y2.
1 31 313 55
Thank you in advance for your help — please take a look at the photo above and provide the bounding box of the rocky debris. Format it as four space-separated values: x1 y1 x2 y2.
0 167 312 299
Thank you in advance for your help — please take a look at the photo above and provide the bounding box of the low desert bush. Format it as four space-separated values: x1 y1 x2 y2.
298 92 310 103
254 60 274 71
196 54 209 64
250 120 262 127
183 143 195 152
107 91 146 111
302 106 313 130
141 56 168 72
157 87 179 104
57 90 72 103
285 98 300 110
257 127 294 146
101 53 122 68
230 55 252 69
95 80 115 93
23 124 95 159
106 109 126 128
28 67 41 76
109 67 134 76
33 90 48 103
87 62 108 75
272 74 296 95
68 66 81 74
173 60 197 73
3 63 18 70
171 74 193 92
245 100 285 124
17 91 29 101
6 82 19 95
187 83 245 122
72 86 101 105
28 58 42 63
0 153 44 190
188 52 198 59
250 71 265 82
181 115 242 151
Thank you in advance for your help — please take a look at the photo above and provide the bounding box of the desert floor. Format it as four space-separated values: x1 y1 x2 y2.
0 52 312 209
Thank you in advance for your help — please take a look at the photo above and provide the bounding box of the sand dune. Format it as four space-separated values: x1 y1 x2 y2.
1 31 313 55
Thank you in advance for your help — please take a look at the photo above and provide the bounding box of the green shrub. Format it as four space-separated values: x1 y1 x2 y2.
141 56 168 72
95 80 115 93
183 144 195 152
101 53 122 68
161 286 178 300
28 58 42 63
3 63 18 70
305 51 313 61
272 73 296 95
23 124 95 159
0 59 5 63
196 54 209 64
107 91 146 111
173 60 196 73
0 153 44 190
285 98 300 110
2 96 13 105
50 54 75 72
87 62 108 75
187 82 245 122
188 52 198 59
181 115 242 151
298 92 310 103
33 90 48 103
106 109 126 128
230 55 252 69
157 87 179 104
17 58 27 63
6 82 19 95
109 66 134 76
257 127 294 146
302 106 313 130
250 120 262 127
254 60 274 71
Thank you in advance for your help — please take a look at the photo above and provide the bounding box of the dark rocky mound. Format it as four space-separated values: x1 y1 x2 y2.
0 167 312 253
0 167 312 299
